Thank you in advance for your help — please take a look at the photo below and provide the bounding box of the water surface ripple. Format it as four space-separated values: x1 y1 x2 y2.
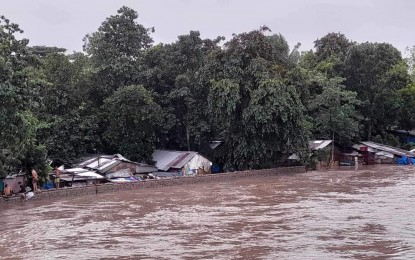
1 165 415 259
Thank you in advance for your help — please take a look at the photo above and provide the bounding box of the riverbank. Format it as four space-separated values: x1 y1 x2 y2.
0 166 306 204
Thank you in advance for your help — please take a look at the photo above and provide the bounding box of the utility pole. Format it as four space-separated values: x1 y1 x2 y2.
329 108 335 169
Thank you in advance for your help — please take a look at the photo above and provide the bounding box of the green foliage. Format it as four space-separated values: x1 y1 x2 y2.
36 51 101 163
0 15 47 177
2 7 415 177
140 31 222 150
207 28 309 170
29 46 66 57
309 76 361 145
372 133 400 148
397 83 415 130
315 149 331 163
84 6 153 64
83 6 153 102
103 85 164 162
343 43 409 139
314 32 353 62
402 142 415 151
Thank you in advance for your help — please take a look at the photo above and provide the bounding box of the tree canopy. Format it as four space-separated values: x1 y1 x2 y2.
1 6 414 177
0 15 48 177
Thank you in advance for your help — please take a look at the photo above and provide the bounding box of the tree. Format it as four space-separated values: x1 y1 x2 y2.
35 52 101 163
343 43 410 140
83 6 154 104
102 85 164 162
206 28 309 170
140 31 223 151
0 15 47 177
314 32 353 62
299 33 353 78
309 76 361 146
397 83 415 130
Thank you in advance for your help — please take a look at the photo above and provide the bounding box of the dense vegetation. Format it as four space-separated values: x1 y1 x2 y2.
1 7 415 178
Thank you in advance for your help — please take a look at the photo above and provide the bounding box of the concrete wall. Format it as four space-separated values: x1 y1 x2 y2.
1 166 305 205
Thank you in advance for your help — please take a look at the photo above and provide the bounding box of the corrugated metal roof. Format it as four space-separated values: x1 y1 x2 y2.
71 154 157 176
360 141 415 157
309 140 332 150
152 150 198 171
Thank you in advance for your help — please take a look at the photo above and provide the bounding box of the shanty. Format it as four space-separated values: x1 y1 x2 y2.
151 150 213 177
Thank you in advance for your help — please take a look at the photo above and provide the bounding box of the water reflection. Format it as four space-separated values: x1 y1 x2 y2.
1 165 415 259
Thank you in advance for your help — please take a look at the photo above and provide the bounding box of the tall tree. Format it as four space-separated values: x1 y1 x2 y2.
309 76 361 146
343 43 410 140
37 53 100 163
0 15 47 177
141 31 222 151
301 33 354 77
83 6 153 104
77 6 156 158
206 28 309 170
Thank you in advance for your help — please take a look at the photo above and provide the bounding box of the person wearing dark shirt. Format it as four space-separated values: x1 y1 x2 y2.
18 182 25 193
17 181 27 199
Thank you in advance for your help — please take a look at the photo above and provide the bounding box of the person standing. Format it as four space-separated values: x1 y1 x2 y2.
54 167 61 189
3 184 13 197
31 169 38 193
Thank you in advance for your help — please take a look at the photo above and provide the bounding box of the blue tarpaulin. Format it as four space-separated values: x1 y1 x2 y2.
42 182 54 190
396 155 414 165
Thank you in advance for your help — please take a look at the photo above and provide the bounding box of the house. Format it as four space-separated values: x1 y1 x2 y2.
1 173 25 194
353 141 415 164
309 140 338 168
152 150 212 176
289 140 363 168
74 154 157 176
288 140 334 166
59 168 106 187
59 154 157 186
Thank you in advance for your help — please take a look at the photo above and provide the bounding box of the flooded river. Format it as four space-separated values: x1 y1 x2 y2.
1 165 415 259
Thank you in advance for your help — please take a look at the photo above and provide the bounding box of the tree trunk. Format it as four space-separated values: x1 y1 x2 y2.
368 123 372 141
331 131 335 164
186 125 190 151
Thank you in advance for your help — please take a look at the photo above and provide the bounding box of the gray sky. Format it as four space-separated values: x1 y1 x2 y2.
2 0 415 55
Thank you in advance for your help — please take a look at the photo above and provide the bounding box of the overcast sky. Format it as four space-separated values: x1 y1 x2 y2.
2 0 414 55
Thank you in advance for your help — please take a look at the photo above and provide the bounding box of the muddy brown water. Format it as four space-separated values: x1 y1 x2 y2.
1 165 415 259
